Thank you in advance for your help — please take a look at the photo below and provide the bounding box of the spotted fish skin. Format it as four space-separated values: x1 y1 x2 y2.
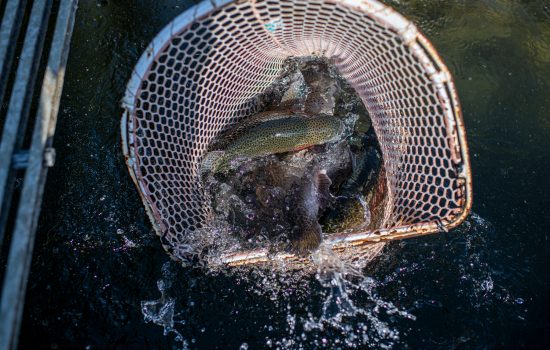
208 111 295 151
202 114 346 174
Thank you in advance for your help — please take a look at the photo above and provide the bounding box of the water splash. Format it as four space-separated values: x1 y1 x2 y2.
144 245 413 349
141 263 189 349
140 214 510 349
259 248 415 349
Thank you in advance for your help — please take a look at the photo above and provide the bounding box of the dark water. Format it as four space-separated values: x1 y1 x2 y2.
18 0 550 348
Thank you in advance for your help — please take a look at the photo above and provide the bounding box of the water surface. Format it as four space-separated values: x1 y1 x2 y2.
19 0 550 348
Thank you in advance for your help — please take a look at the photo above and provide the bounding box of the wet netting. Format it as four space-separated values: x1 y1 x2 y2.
121 0 472 266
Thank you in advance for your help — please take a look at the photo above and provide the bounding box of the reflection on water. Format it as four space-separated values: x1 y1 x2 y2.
18 0 550 349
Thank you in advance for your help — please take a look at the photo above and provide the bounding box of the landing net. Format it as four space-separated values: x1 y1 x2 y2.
121 0 472 266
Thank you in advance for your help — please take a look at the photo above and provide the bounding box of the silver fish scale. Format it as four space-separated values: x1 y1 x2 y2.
121 0 472 266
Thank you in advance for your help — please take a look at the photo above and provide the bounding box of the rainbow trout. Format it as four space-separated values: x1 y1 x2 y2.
201 113 349 175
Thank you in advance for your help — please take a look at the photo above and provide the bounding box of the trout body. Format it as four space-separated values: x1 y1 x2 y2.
201 113 347 175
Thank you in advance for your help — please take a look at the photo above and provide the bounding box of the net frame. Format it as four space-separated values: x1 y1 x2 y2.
121 0 472 266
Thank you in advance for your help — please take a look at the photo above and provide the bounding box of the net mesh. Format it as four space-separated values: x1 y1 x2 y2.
121 0 472 265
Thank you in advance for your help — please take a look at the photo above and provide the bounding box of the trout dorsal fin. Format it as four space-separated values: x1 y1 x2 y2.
315 169 333 210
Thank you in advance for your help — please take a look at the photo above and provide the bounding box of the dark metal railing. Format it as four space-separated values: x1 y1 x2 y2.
0 0 78 349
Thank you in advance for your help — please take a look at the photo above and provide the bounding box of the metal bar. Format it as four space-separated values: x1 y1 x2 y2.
0 0 78 348
0 0 28 108
0 0 52 246
11 151 29 169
